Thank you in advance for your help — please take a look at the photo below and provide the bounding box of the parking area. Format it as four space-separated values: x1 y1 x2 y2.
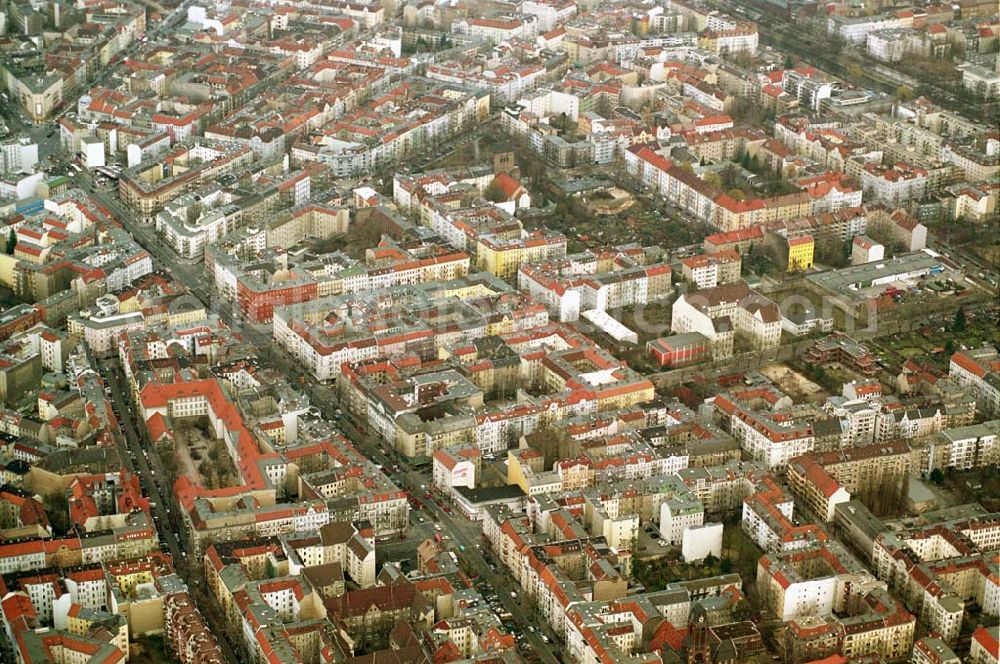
636 522 674 558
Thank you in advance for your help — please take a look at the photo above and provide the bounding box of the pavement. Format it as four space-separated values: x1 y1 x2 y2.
71 159 565 662
100 358 240 664
328 407 564 663
33 14 993 660
933 235 999 287
62 161 998 664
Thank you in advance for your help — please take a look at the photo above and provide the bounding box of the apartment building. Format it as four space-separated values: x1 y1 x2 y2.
805 333 879 376
518 246 672 322
969 626 998 664
120 143 255 222
756 542 878 621
925 421 1000 472
828 11 913 44
859 162 929 207
671 281 781 360
787 456 851 521
783 587 915 662
950 346 1000 418
453 16 539 44
163 592 225 664
742 476 828 552
811 440 912 496
872 515 1000 643
711 386 814 470
679 251 741 290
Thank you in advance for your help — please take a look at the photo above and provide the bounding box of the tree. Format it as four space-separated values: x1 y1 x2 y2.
783 54 795 69
159 449 179 481
847 63 864 83
859 466 907 517
815 234 848 268
721 163 742 189
731 597 752 622
44 492 71 535
952 306 966 333
895 85 914 102
747 244 773 276
5 229 15 255
199 460 216 489
703 172 723 189
483 180 506 203
726 188 746 202
185 203 204 225
828 33 846 57
929 468 945 485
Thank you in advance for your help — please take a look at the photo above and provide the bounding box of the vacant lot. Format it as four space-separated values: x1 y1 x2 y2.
760 363 826 401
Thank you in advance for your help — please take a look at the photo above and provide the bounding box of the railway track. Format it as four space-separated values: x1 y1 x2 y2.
718 0 997 125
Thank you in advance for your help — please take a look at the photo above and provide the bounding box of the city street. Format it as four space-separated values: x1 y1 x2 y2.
69 160 994 664
102 357 241 664
92 190 563 662
349 432 563 662
2 0 998 660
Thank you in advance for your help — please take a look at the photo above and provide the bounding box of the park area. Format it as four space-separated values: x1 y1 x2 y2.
157 418 240 490
633 523 761 616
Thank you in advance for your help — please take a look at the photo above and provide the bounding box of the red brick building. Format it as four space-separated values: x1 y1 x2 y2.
0 304 40 342
805 332 878 376
236 279 318 323
647 332 711 368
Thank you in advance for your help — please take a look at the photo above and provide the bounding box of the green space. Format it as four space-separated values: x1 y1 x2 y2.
933 467 1000 514
130 636 176 664
535 193 712 254
721 522 760 583
427 131 511 171
929 217 1000 270
634 551 733 590
789 360 854 395
311 222 383 260
873 309 1000 374
633 523 760 592
401 34 454 55
0 285 19 308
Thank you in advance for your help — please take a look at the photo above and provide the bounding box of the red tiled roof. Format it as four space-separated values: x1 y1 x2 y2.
491 172 522 200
